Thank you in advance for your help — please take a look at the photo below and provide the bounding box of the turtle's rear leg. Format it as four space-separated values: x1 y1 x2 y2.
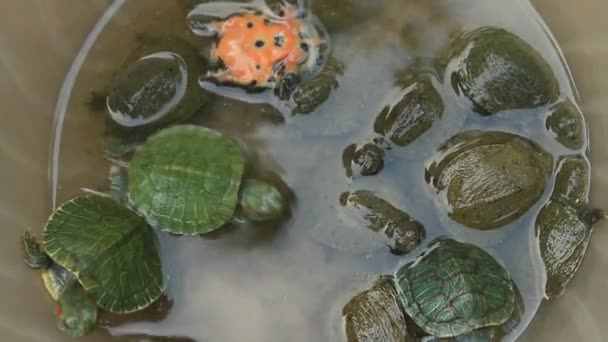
22 231 50 269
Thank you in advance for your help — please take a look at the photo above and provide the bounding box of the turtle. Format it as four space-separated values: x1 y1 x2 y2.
396 237 516 338
20 194 164 337
99 35 213 157
111 124 286 235
343 63 447 177
425 130 553 230
189 1 328 97
289 56 345 113
545 99 586 151
536 155 606 298
339 190 425 255
342 277 418 342
445 26 559 115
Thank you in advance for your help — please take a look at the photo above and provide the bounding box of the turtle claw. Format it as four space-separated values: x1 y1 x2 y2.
276 72 301 100
22 231 50 269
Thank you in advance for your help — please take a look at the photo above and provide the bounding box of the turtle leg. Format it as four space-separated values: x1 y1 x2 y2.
190 20 223 37
238 179 286 221
56 282 98 337
21 231 50 269
108 165 129 205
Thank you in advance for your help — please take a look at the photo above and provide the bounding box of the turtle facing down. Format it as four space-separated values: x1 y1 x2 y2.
113 124 286 235
21 195 164 336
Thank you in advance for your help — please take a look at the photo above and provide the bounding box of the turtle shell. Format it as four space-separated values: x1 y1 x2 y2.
343 278 417 342
43 194 163 314
128 125 245 234
396 237 515 338
446 26 559 115
426 130 553 230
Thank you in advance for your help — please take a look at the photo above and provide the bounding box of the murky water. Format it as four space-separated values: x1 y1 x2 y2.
2 0 608 341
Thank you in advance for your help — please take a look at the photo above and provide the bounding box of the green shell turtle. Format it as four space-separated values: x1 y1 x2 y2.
114 125 286 235
396 237 516 338
21 194 164 336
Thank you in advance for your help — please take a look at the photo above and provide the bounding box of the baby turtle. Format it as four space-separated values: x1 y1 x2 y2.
396 237 516 338
21 195 164 336
446 26 559 115
339 190 425 255
101 35 212 157
343 277 417 342
194 2 327 95
536 155 605 298
113 125 286 235
426 130 553 230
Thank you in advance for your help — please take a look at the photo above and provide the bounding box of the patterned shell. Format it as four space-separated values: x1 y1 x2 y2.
43 195 163 314
396 237 515 338
128 125 245 234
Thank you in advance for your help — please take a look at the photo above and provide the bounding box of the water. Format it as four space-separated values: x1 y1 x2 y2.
2 0 607 341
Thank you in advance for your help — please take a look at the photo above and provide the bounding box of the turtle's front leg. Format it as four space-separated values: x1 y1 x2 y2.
190 20 224 37
22 231 51 269
204 69 240 85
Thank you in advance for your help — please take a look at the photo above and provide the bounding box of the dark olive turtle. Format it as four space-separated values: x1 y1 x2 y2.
339 190 425 255
446 26 559 115
374 68 444 147
291 57 345 114
344 65 445 177
426 130 553 230
102 35 212 157
116 125 286 235
343 278 417 342
342 140 387 177
536 155 605 298
21 194 164 337
396 237 516 338
545 99 586 150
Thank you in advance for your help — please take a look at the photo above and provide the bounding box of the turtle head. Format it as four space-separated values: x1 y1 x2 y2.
55 284 98 337
238 180 286 221
579 208 606 227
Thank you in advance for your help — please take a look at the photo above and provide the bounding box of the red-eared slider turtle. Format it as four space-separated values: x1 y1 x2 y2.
445 27 559 115
113 125 286 235
536 155 605 298
21 194 164 336
426 130 553 230
396 237 516 338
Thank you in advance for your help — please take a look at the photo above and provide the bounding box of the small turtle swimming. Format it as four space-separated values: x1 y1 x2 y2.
21 195 164 336
191 1 328 96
